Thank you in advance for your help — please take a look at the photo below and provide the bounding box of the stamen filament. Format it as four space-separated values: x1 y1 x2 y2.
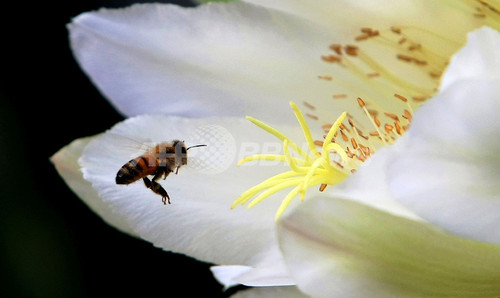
246 116 312 163
237 154 306 166
283 139 309 174
290 102 320 157
232 171 301 208
302 158 330 195
357 51 431 95
275 186 301 221
324 143 349 162
323 112 347 158
357 97 387 145
247 178 306 209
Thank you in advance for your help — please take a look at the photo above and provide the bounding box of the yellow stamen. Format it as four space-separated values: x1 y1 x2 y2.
233 102 349 221
290 102 320 157
245 116 312 163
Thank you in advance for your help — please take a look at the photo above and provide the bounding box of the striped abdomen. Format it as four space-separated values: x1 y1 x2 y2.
116 155 158 185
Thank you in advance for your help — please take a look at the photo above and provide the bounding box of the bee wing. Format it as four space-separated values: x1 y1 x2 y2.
107 133 156 158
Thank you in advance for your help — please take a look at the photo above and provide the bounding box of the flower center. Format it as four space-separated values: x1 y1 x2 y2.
232 102 351 221
232 9 500 220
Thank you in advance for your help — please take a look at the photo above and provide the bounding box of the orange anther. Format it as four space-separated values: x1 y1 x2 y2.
357 97 366 107
394 93 408 102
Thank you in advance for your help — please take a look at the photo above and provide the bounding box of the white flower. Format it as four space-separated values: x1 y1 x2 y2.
277 27 500 297
52 1 500 296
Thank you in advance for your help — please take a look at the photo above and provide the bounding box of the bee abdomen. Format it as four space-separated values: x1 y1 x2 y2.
116 157 147 185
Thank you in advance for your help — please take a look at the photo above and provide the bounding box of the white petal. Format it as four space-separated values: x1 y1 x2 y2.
244 0 423 28
244 0 483 42
79 114 304 285
210 265 251 289
211 245 294 288
278 196 500 297
50 136 136 236
388 28 500 244
69 2 336 123
328 143 423 221
211 262 293 289
441 27 500 90
231 285 306 298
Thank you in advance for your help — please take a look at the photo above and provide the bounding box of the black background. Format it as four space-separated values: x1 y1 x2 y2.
1 1 245 297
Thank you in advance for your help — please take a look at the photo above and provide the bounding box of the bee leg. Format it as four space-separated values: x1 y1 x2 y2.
143 177 152 189
143 177 171 204
153 182 170 205
148 171 172 204
162 192 171 205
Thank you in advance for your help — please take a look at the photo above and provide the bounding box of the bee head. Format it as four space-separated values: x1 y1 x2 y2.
172 140 207 167
172 140 188 166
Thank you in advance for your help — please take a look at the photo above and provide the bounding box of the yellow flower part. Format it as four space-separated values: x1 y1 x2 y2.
232 102 352 221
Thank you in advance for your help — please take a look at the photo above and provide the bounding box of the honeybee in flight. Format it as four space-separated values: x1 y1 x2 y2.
115 140 206 204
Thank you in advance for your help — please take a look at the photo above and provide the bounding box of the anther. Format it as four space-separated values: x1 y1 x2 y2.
346 147 354 158
413 96 428 102
356 97 366 107
329 44 343 55
397 54 414 63
408 44 422 51
351 138 358 149
306 113 318 120
355 34 370 41
318 75 333 80
322 55 341 63
384 112 399 121
345 45 359 56
340 130 349 142
333 94 347 99
391 26 402 34
394 93 408 102
395 121 403 135
303 101 316 110
384 124 394 133
322 124 332 131
402 110 412 121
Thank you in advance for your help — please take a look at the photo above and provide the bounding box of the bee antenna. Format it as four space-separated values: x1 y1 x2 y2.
186 144 207 150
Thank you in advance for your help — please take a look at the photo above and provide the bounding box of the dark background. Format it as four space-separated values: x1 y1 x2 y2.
1 1 245 297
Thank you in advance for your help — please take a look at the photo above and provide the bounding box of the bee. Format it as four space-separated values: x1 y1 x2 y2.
115 140 206 204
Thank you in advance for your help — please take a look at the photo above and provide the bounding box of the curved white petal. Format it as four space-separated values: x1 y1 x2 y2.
211 261 293 289
69 2 337 123
244 0 487 42
69 1 495 135
79 114 306 286
211 242 295 288
210 265 251 289
210 242 294 288
231 285 306 298
441 27 500 90
278 196 500 297
327 143 423 221
51 136 136 236
244 0 425 28
388 28 500 245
